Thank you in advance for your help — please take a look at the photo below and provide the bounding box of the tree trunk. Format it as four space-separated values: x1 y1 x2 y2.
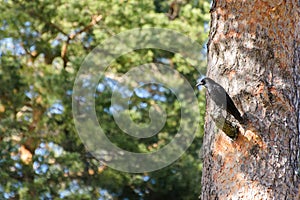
201 0 300 199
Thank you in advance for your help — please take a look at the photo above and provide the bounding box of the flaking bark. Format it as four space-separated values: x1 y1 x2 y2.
201 0 300 199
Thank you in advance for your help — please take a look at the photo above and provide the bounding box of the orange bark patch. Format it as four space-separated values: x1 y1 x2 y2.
19 145 33 165
228 70 236 80
98 165 106 173
255 83 265 95
214 133 235 155
244 130 267 150
88 169 95 175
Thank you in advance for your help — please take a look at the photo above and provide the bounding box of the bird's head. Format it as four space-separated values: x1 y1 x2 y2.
196 77 211 87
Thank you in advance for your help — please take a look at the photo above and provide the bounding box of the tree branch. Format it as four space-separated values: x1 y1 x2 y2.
61 15 103 68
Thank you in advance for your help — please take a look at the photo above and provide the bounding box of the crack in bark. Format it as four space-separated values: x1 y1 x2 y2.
292 41 300 177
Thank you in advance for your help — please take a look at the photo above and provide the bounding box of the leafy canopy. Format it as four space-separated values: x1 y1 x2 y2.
0 0 209 199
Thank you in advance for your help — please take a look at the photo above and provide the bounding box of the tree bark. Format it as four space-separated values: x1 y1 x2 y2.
201 0 300 199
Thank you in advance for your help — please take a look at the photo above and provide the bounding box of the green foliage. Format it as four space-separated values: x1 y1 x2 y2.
0 0 209 199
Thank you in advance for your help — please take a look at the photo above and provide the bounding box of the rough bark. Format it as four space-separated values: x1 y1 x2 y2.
201 0 300 199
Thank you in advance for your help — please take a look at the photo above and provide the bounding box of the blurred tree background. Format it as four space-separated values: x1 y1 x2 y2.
0 0 209 199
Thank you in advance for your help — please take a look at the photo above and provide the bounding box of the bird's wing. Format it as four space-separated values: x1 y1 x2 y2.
225 92 243 122
209 84 227 109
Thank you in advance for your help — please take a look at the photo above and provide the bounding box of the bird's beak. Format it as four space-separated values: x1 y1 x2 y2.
196 81 203 87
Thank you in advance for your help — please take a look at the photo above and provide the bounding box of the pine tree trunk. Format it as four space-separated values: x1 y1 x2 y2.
201 0 300 199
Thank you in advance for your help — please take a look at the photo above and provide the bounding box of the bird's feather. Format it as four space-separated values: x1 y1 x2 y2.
198 77 244 123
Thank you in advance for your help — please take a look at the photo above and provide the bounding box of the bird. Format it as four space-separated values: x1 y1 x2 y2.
196 77 244 123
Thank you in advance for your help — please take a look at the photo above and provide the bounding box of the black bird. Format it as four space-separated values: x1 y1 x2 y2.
196 77 244 123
